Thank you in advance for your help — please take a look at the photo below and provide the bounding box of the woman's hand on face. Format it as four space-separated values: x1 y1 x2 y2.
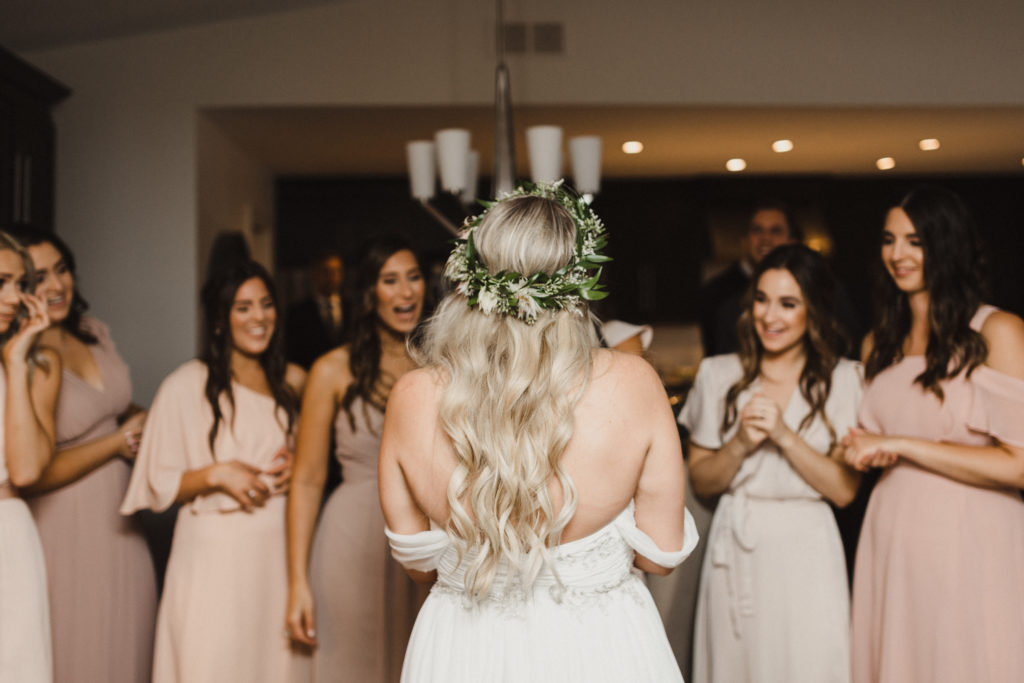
742 393 789 446
842 427 899 471
117 410 148 460
2 292 50 366
211 460 272 511
285 582 319 648
265 447 294 494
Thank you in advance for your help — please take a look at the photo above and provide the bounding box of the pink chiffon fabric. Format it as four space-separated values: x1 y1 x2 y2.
851 306 1024 683
121 360 308 683
308 397 429 682
28 318 157 683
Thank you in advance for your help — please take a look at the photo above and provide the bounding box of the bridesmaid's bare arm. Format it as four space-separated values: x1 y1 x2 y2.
285 349 347 646
23 410 147 494
5 347 61 487
846 313 1024 488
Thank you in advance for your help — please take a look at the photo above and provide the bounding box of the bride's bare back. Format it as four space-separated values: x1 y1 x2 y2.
379 348 687 574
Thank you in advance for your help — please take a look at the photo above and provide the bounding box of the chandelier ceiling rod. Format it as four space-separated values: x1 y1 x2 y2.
493 0 516 199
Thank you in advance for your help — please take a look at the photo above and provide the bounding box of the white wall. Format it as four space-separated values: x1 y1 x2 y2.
22 0 1024 400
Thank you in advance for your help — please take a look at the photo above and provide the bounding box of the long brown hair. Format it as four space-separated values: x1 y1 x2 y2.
6 226 98 345
200 260 298 454
865 186 988 398
340 235 424 431
721 244 846 447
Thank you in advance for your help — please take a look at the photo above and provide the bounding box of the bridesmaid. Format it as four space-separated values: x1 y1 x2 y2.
0 231 59 681
680 244 862 683
286 236 430 682
11 227 156 683
845 186 1024 683
121 259 307 683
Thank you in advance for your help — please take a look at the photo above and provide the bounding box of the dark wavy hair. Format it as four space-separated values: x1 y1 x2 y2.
5 226 97 345
722 243 846 447
200 260 298 454
340 235 423 431
864 186 988 398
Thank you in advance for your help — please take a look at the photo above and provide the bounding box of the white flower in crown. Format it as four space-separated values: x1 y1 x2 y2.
515 288 543 321
477 288 500 315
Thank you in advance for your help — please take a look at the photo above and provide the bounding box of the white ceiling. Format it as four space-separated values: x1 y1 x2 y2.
0 0 347 51
5 1 1024 178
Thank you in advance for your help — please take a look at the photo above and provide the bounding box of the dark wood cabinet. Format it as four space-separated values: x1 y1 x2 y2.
0 45 69 232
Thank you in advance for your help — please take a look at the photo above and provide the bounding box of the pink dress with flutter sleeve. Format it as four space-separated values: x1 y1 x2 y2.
851 305 1024 683
121 359 308 683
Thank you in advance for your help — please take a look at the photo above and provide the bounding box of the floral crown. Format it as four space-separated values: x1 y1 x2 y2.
444 180 610 324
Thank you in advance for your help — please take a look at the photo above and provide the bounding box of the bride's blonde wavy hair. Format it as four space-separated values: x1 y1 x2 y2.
417 195 599 600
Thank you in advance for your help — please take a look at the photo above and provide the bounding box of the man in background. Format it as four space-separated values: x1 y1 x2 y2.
286 251 346 368
699 200 801 357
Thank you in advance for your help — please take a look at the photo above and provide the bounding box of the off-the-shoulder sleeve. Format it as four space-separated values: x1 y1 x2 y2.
386 527 450 572
678 357 724 449
614 502 699 569
967 365 1024 448
828 360 865 438
120 365 195 514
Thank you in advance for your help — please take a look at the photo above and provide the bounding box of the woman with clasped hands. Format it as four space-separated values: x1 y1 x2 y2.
680 243 862 683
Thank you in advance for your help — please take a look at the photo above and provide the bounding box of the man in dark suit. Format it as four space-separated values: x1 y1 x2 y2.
285 252 346 368
699 201 802 356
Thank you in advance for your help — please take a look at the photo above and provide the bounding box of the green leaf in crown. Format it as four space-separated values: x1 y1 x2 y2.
442 180 611 324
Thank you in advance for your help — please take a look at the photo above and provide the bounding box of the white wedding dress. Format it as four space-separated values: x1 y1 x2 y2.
387 502 698 682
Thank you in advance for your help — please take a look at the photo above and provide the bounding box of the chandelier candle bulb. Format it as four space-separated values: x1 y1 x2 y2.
526 126 564 184
435 128 472 193
569 136 602 196
407 141 437 200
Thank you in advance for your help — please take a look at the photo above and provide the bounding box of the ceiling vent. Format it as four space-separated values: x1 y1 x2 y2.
502 22 564 55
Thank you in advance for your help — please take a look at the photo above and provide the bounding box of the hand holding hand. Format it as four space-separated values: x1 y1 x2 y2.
266 446 294 494
118 410 148 460
211 460 271 511
842 427 899 471
285 583 319 648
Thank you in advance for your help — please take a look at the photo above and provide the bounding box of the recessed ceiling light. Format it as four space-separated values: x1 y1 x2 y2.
725 158 747 172
918 138 941 151
621 141 644 154
876 157 895 171
772 139 794 153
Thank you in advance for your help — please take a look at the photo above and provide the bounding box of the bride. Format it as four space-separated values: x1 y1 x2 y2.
378 183 698 682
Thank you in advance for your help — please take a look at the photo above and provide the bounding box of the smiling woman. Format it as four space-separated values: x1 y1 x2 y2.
6 226 158 683
286 235 430 683
121 259 308 682
679 243 863 683
0 231 60 683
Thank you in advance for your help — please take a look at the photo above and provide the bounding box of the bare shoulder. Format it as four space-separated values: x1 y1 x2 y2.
284 363 307 395
981 310 1024 379
389 367 443 410
591 348 664 400
308 345 353 388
